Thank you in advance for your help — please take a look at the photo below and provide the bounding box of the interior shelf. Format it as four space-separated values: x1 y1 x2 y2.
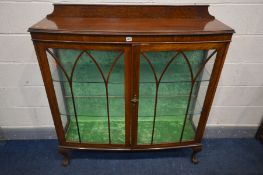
50 64 212 84
59 95 203 117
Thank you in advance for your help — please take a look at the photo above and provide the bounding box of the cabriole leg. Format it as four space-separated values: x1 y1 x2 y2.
191 146 202 164
59 147 70 166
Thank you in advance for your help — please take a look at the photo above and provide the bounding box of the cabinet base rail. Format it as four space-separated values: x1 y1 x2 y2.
58 144 203 166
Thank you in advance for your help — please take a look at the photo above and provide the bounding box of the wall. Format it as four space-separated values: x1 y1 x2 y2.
0 0 263 137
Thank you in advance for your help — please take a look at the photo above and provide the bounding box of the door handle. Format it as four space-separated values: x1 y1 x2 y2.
130 95 139 104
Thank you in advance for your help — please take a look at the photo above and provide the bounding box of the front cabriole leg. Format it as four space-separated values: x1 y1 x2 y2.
191 145 202 164
59 147 70 166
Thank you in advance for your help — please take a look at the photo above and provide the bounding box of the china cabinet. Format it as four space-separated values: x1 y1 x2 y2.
28 4 234 166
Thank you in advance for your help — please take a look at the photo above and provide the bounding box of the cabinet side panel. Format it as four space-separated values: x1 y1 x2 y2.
33 41 66 144
195 43 230 142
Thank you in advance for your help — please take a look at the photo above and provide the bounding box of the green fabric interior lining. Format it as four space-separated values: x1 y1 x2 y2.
137 51 206 144
65 116 195 144
47 49 211 145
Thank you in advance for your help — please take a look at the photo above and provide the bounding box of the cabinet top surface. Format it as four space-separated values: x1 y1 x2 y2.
28 4 234 35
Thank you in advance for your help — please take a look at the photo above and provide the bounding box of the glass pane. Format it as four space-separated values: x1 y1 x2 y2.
47 48 125 144
137 50 216 144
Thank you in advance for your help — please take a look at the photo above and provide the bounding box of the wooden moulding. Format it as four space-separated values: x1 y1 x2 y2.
47 4 215 19
28 4 234 36
30 33 233 44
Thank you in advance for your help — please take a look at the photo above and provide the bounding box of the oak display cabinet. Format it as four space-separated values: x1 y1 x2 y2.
28 4 234 166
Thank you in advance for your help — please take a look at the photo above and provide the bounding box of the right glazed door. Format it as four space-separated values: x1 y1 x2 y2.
133 44 218 145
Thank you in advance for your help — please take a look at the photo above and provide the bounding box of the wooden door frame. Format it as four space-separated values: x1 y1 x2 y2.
33 41 133 149
130 42 230 149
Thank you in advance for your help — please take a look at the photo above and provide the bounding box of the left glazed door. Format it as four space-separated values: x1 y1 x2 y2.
43 44 131 146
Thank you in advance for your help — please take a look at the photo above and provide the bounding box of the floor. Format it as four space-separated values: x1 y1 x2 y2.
0 139 262 175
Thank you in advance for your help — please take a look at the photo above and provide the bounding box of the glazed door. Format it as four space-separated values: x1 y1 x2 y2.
132 44 221 146
45 44 131 146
